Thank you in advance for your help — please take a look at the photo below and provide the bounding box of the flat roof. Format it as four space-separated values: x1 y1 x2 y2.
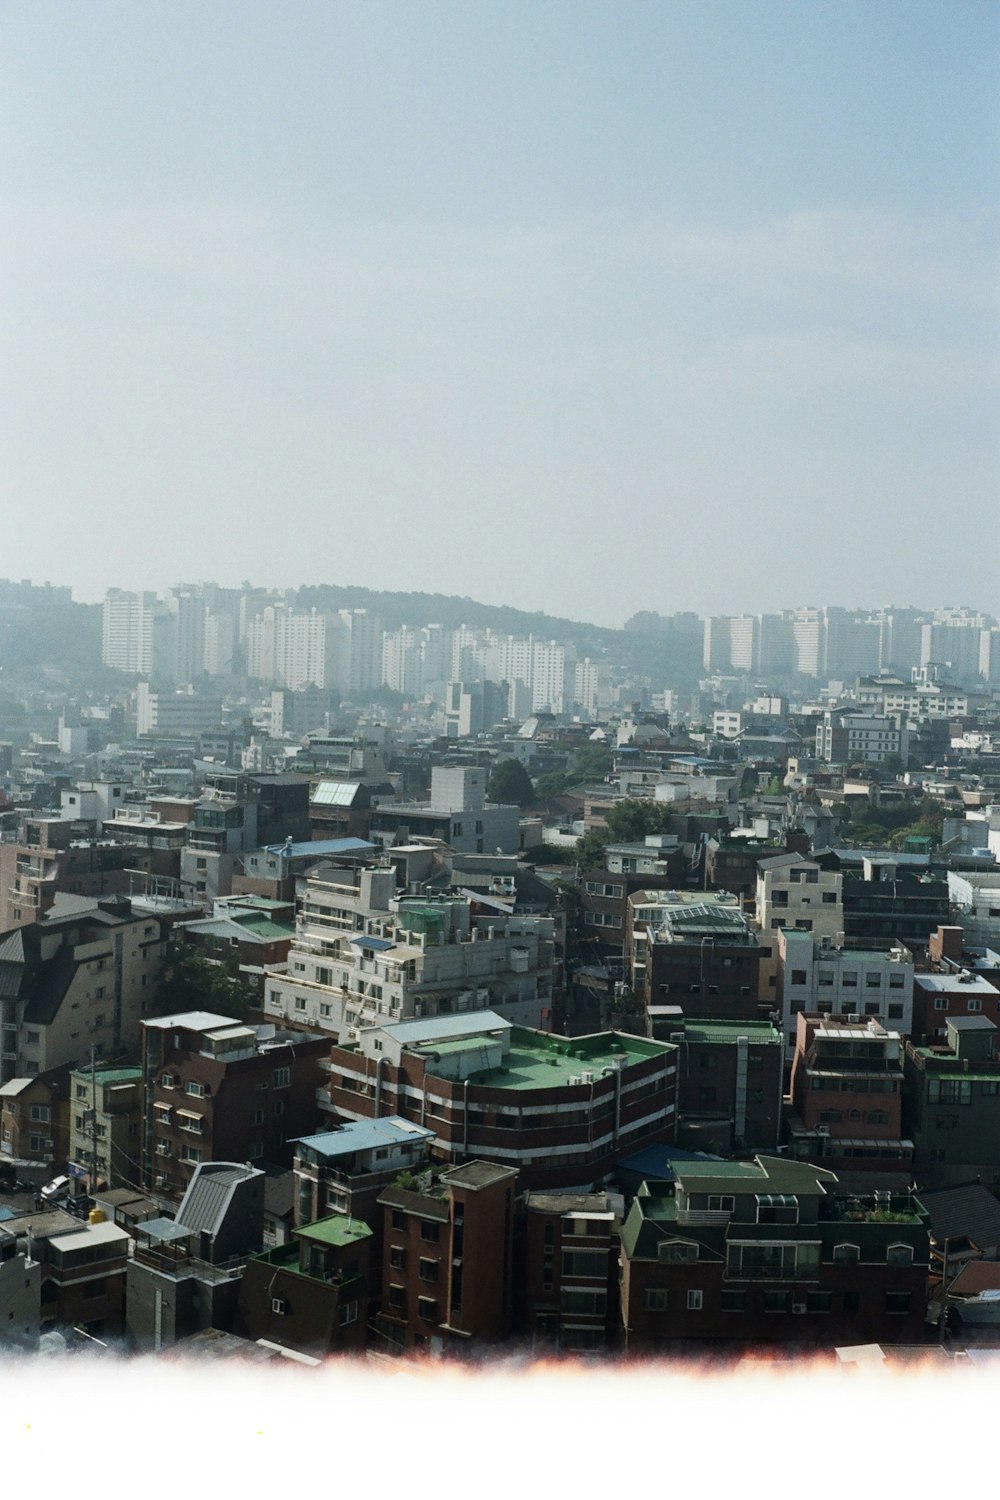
49 1220 130 1253
297 1215 373 1247
448 1027 671 1092
680 1021 783 1045
294 1117 433 1157
380 1011 512 1046
143 1010 237 1031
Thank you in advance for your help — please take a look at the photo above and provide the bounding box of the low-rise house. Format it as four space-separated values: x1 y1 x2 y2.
126 1161 265 1350
67 1063 142 1192
904 1017 1000 1186
0 1066 72 1182
620 1156 929 1352
0 1208 130 1341
236 1215 371 1357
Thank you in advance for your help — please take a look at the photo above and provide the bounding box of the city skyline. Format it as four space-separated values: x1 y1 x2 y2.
4 2 997 625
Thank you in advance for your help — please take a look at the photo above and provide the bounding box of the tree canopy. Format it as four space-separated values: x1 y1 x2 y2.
157 942 261 1024
486 758 536 807
574 797 677 870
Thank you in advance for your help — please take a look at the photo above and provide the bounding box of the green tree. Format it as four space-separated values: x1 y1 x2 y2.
157 942 260 1023
486 758 536 806
533 770 572 802
569 743 613 781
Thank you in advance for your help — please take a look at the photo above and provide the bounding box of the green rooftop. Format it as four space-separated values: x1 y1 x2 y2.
296 1215 373 1247
440 1027 674 1092
679 1021 781 1045
69 1065 142 1085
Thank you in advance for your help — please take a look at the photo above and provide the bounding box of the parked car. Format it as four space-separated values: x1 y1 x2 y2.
40 1175 71 1204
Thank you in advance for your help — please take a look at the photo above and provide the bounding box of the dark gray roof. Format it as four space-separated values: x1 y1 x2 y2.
916 1184 1000 1251
377 1186 450 1222
177 1164 261 1237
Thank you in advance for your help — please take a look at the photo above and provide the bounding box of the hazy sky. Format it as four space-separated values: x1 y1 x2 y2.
3 1 998 627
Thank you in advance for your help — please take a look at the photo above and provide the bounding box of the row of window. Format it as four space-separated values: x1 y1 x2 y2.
643 1288 911 1315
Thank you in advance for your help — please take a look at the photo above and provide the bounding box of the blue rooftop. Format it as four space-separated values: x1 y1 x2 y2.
293 1116 434 1158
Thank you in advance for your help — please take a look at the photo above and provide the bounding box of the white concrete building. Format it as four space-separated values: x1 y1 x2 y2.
776 929 914 1055
264 865 555 1037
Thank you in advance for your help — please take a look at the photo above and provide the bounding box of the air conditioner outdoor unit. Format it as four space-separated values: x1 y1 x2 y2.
792 1303 807 1314
155 1173 168 1188
568 1075 582 1086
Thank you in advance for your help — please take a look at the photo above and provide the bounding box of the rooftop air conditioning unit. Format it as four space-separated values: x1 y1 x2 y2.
568 1075 583 1086
581 1071 596 1084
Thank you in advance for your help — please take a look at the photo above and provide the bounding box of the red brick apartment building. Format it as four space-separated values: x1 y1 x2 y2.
376 1160 517 1352
141 1011 328 1199
517 1190 620 1353
787 1014 913 1176
326 1012 678 1190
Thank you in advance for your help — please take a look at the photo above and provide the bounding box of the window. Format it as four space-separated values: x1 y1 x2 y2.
790 969 807 986
968 998 983 1013
295 998 306 1012
818 971 834 987
315 967 332 986
180 1143 201 1163
763 1290 790 1313
842 973 858 988
886 1243 914 1266
417 1297 438 1321
389 1247 407 1271
707 1194 734 1213
644 1288 669 1312
419 1258 439 1284
806 1291 833 1314
29 1104 50 1123
248 1142 263 1160
271 1297 287 1315
560 1290 606 1315
866 974 882 988
273 1067 290 1088
388 1284 405 1309
185 1081 205 1098
562 1249 607 1278
658 1241 698 1264
686 1290 703 1311
833 1243 860 1263
338 1301 358 1327
720 1290 746 1312
885 1292 912 1315
391 1210 407 1231
889 974 905 990
420 1221 440 1243
934 997 948 1012
822 892 837 904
